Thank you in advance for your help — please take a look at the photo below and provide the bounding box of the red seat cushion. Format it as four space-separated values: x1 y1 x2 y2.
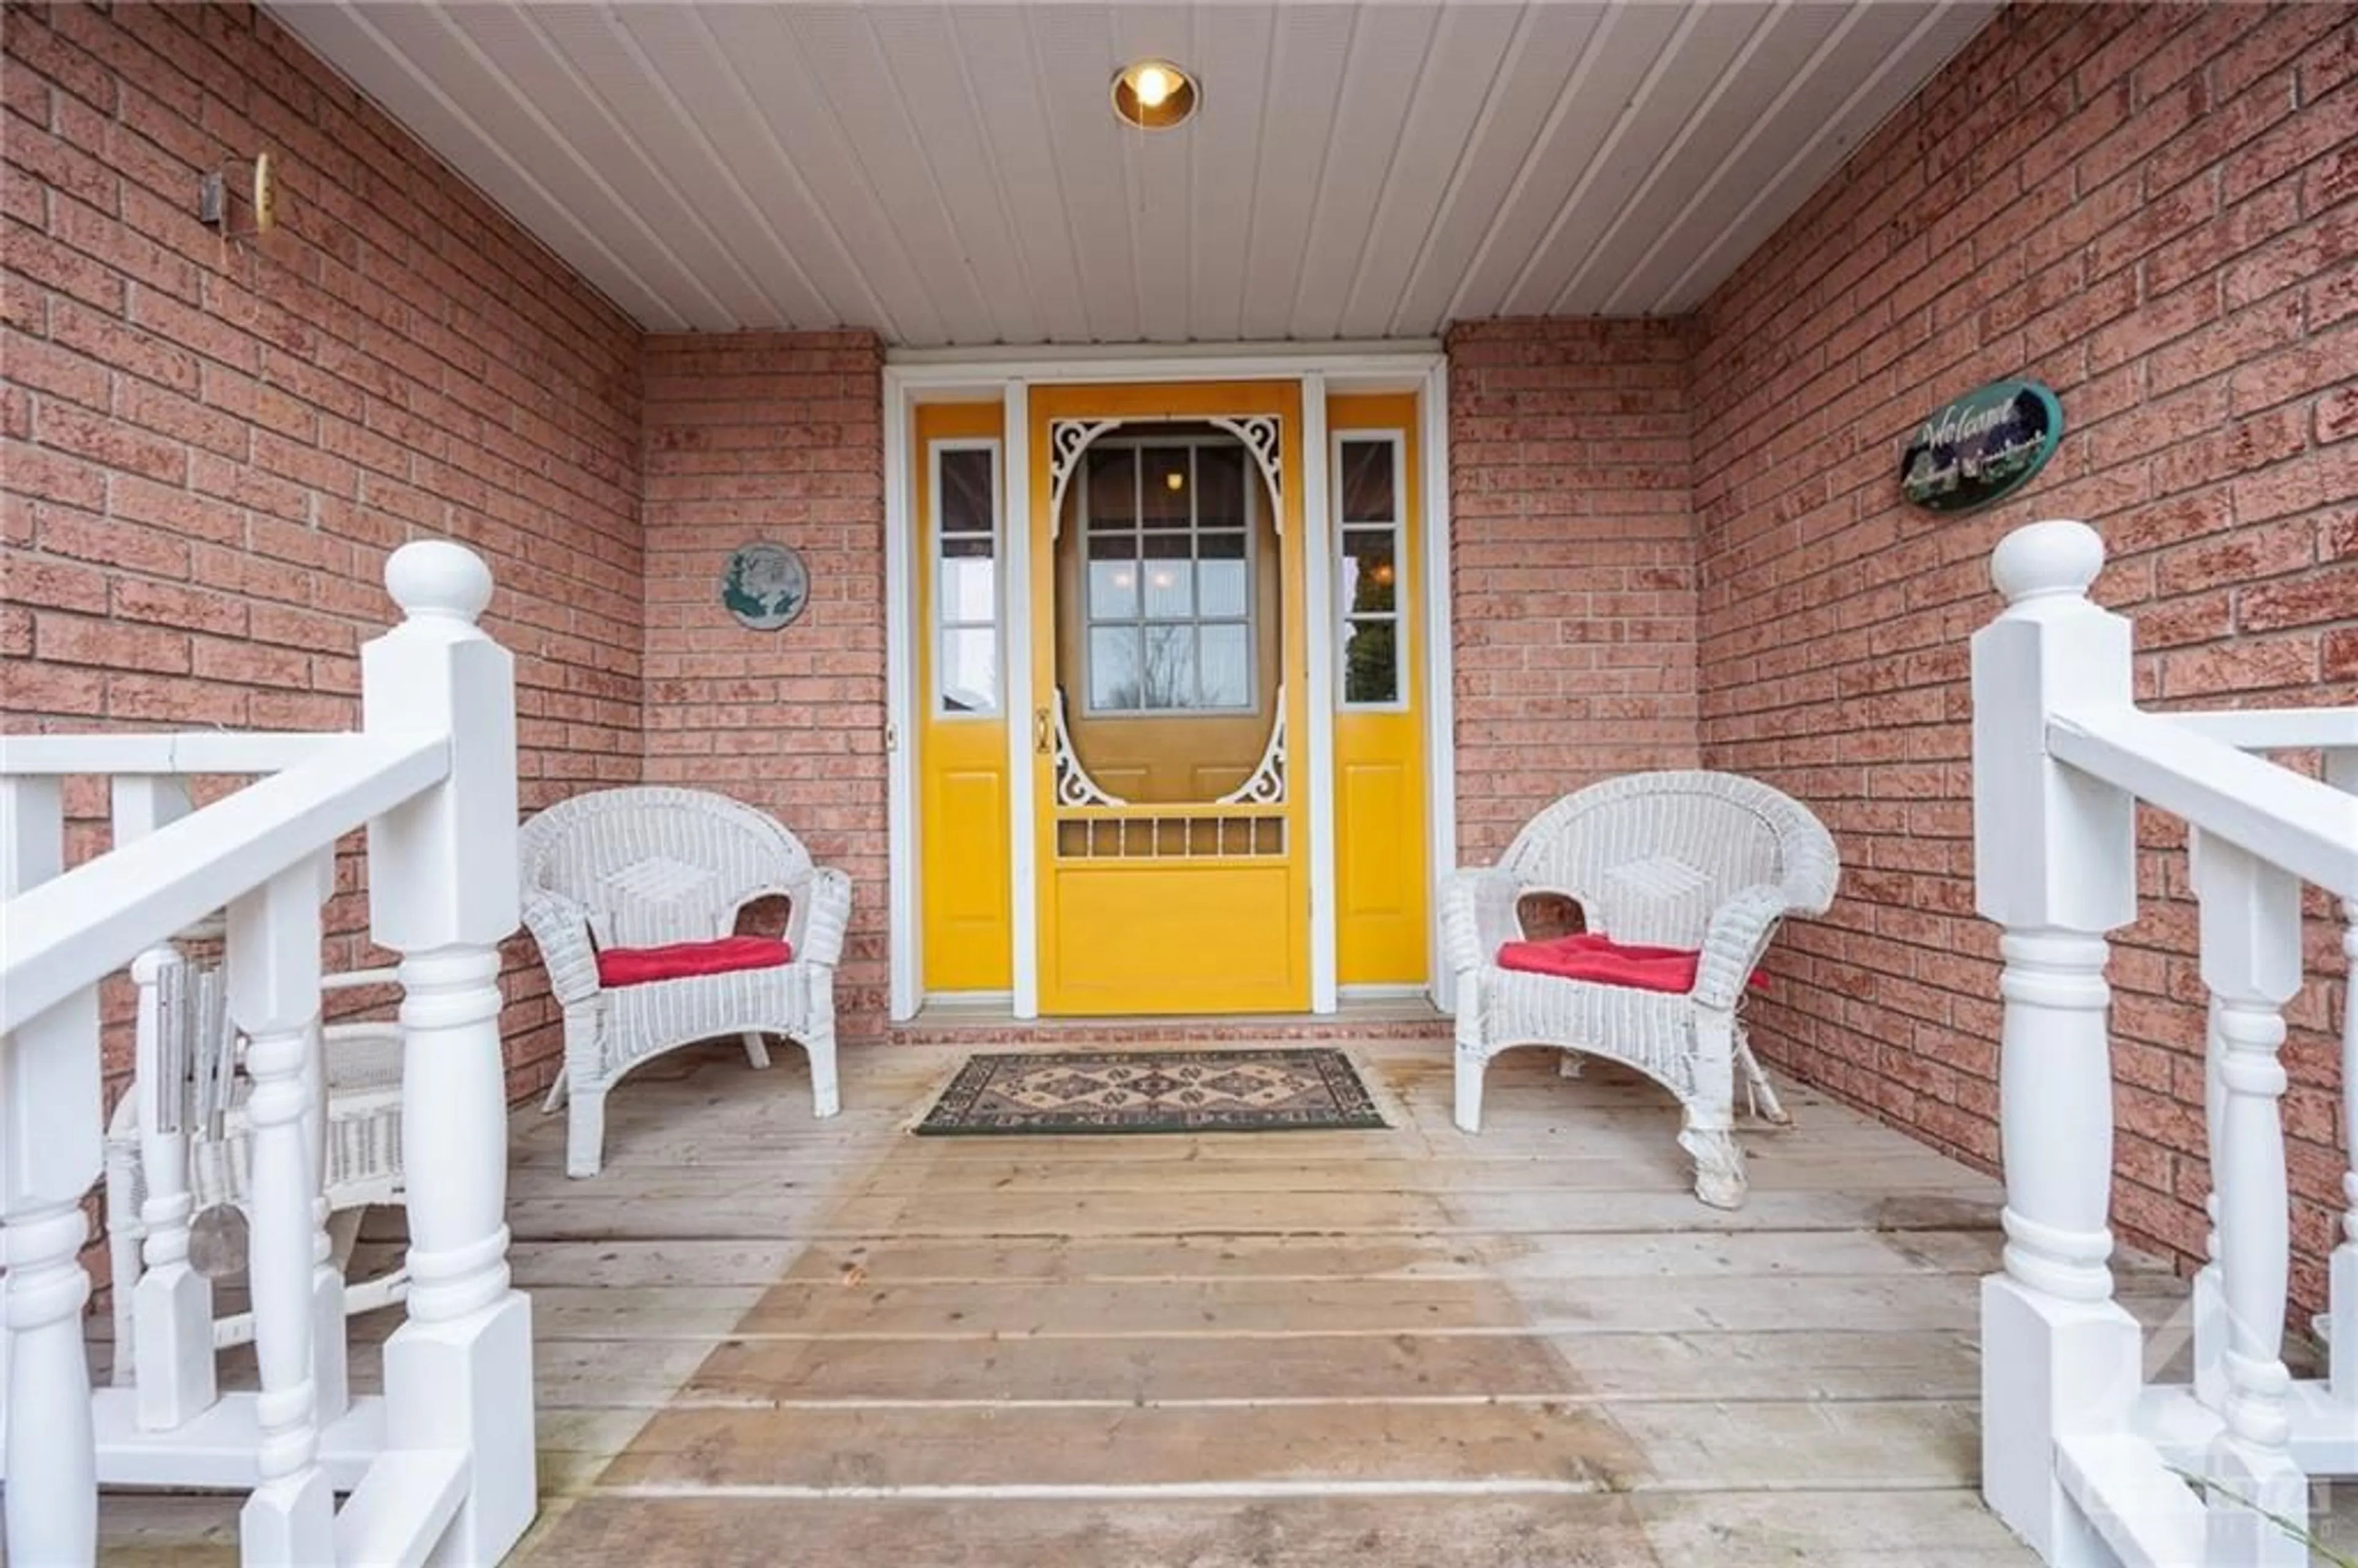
596 936 793 988
1495 932 1765 993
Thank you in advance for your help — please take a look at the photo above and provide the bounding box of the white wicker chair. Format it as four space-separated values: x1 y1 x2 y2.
1443 769 1840 1209
106 944 408 1383
518 786 850 1178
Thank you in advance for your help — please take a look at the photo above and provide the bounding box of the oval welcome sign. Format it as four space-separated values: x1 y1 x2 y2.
1899 378 2063 512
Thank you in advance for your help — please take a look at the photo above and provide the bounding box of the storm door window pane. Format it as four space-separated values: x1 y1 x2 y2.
1334 437 1404 710
932 443 1000 716
1080 435 1258 714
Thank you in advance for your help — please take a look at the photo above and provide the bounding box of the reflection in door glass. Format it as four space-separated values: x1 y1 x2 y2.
1080 435 1257 714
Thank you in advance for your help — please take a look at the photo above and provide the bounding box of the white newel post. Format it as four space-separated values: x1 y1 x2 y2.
115 777 221 1428
227 855 337 1566
1970 520 2143 1567
1 776 103 1566
364 540 536 1564
2326 747 2357 1405
2190 832 2307 1566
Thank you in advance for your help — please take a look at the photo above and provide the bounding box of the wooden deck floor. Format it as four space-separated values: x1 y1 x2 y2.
101 1038 2223 1565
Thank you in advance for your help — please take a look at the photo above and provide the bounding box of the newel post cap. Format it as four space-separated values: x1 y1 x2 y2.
1990 519 2103 606
386 539 493 625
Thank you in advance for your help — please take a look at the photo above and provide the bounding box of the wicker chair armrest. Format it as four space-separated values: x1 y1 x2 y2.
789 867 854 971
1692 883 1791 1011
521 887 602 1005
1441 867 1528 977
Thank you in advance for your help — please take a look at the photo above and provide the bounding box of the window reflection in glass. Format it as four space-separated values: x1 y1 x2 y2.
1342 619 1397 705
940 557 995 622
941 627 999 713
933 443 1000 716
1339 440 1394 524
1080 435 1258 715
1335 438 1402 710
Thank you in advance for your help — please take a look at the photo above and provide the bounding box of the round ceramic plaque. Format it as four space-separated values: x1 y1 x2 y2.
720 541 810 631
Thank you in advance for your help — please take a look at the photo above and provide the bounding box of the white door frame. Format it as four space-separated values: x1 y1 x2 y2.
882 343 1456 1022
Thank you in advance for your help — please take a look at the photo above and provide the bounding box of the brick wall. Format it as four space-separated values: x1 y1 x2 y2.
639 333 890 1042
1 1 645 1100
1691 1 2355 1303
1445 317 1702 862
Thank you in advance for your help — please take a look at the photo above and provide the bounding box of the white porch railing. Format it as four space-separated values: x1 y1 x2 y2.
1971 519 2358 1568
0 542 537 1566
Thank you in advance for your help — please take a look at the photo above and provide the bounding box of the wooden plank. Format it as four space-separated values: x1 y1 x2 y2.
721 1272 1985 1339
1608 1398 1982 1490
762 1187 2001 1240
1633 1488 2036 1564
507 1240 807 1289
546 1149 1996 1197
758 1227 2002 1286
678 1326 1979 1406
512 1492 1662 1567
598 1399 1650 1490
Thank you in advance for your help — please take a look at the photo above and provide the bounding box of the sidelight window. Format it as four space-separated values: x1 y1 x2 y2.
1334 434 1404 709
932 441 1000 716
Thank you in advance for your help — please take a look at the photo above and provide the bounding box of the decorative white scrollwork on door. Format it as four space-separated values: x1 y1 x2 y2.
1216 689 1287 805
1046 414 1283 534
1051 689 1128 808
1048 419 1121 533
1204 416 1283 521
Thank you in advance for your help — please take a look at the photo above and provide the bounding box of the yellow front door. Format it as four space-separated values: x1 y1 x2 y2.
1027 382 1309 1015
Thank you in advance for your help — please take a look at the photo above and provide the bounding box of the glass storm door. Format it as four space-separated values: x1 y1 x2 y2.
1027 382 1309 1015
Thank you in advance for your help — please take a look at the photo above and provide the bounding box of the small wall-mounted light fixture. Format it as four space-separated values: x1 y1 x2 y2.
1112 59 1196 130
198 152 276 237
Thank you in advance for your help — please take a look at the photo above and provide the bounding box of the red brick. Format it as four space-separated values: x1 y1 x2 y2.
34 610 189 673
2 0 644 1136
1689 2 2354 1325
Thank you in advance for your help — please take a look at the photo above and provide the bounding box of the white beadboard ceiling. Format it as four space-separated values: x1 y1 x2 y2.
270 1 1998 345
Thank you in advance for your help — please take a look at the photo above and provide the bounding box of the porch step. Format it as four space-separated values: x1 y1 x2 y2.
887 998 1449 1050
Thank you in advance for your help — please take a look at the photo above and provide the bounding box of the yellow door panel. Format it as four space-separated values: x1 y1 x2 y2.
916 401 1012 995
1052 864 1299 1014
1340 761 1408 914
1329 394 1429 988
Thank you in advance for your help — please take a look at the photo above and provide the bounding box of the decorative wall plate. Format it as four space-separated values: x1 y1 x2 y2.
721 541 810 631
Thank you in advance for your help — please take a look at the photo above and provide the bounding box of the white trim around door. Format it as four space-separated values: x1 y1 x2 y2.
882 345 1455 1022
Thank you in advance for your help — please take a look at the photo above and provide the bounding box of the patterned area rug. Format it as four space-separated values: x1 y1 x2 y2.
912 1048 1388 1135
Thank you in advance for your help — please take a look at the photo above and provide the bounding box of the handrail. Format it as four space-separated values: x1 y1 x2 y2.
0 734 449 1031
2163 709 2358 753
2047 706 2358 899
0 733 349 775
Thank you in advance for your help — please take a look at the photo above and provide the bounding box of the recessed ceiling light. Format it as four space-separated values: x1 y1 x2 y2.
1112 58 1196 130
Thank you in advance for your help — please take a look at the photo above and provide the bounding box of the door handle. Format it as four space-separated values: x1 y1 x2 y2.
1035 707 1051 754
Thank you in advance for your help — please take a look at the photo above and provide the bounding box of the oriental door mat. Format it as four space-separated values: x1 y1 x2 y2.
911 1047 1389 1135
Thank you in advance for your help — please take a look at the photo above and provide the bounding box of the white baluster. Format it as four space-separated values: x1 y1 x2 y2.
225 858 336 1566
302 1006 349 1429
2 777 102 1566
2326 747 2357 1405
1970 520 2144 1567
129 944 218 1429
2192 833 2307 1567
366 539 537 1561
2193 994 2228 1412
2333 893 2357 1405
114 776 221 1429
